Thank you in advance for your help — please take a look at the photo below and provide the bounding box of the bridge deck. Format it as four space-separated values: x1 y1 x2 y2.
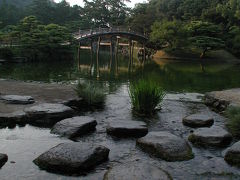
74 28 148 42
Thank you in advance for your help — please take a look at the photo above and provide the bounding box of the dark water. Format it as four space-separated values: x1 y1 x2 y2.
1 50 240 93
1 52 240 179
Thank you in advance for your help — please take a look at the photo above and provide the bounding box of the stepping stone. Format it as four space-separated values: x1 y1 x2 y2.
104 162 171 180
137 131 193 161
51 116 97 139
0 153 8 168
188 126 232 147
224 141 240 167
33 142 110 175
183 113 214 128
0 95 34 104
106 120 148 138
0 111 27 126
24 103 74 126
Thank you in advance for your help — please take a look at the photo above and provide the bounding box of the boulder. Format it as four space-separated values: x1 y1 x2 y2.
0 95 34 104
183 113 214 128
137 131 193 161
224 141 240 167
51 116 97 139
106 120 148 138
24 103 74 126
0 153 8 168
33 142 110 175
104 162 171 180
0 111 27 126
188 126 232 147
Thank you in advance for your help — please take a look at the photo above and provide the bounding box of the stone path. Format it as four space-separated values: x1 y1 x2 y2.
33 142 110 175
0 95 34 105
137 131 193 161
1 80 240 179
51 116 97 139
106 120 148 138
188 126 232 147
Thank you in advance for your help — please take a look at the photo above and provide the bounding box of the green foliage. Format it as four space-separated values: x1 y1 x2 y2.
186 21 225 57
0 47 13 59
225 106 240 137
75 81 106 107
150 20 188 50
129 79 165 116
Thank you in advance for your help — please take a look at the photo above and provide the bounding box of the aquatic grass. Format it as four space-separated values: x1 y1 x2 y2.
75 81 106 107
225 106 240 137
129 79 165 116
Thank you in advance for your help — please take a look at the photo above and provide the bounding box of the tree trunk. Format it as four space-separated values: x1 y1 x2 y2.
200 49 207 59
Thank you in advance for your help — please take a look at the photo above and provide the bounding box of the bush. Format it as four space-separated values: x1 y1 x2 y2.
225 106 240 137
75 81 106 107
129 79 165 116
0 47 13 59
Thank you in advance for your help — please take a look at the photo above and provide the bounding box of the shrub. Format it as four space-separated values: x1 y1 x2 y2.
129 79 165 116
75 81 106 107
225 106 240 137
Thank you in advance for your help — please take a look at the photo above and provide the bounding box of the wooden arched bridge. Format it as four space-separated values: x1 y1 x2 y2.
74 27 148 43
74 27 149 78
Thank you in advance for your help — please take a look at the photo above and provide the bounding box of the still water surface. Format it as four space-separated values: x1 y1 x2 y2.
1 51 240 93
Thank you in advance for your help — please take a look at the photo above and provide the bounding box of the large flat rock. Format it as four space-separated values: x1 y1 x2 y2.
183 113 214 128
224 141 240 167
24 103 74 126
0 153 8 168
0 111 27 126
104 162 171 180
33 142 110 175
51 116 97 139
204 88 240 111
106 120 148 138
0 95 34 105
188 126 232 147
137 131 193 161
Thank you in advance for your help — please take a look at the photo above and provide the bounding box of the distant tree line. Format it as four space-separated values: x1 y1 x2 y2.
0 0 240 60
128 0 240 57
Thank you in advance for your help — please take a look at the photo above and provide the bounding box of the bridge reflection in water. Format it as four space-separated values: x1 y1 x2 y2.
74 27 148 78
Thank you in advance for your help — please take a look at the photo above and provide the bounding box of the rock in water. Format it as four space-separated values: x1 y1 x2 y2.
0 111 27 126
225 141 240 167
24 103 74 126
106 120 148 138
51 116 97 139
183 113 214 128
104 162 171 180
188 126 232 147
0 153 8 168
33 143 110 175
0 95 34 104
137 131 193 161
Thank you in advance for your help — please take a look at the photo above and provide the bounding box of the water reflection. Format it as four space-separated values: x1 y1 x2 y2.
0 50 240 93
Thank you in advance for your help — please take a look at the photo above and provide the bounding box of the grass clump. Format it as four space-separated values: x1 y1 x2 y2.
129 79 165 116
225 106 240 137
75 81 106 107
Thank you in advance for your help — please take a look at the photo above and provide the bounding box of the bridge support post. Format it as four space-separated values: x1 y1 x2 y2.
128 39 132 71
131 41 135 70
90 39 93 73
109 37 113 71
78 42 81 70
97 37 101 78
115 37 119 75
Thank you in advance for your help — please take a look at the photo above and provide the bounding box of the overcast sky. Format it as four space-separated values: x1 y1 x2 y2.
54 0 147 8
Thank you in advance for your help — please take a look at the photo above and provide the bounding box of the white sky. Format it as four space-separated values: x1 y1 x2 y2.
54 0 147 8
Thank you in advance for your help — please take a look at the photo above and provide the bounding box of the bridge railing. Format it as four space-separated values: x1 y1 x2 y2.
74 27 147 39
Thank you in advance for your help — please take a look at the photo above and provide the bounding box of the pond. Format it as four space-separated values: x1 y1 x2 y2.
0 51 240 180
1 50 240 93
